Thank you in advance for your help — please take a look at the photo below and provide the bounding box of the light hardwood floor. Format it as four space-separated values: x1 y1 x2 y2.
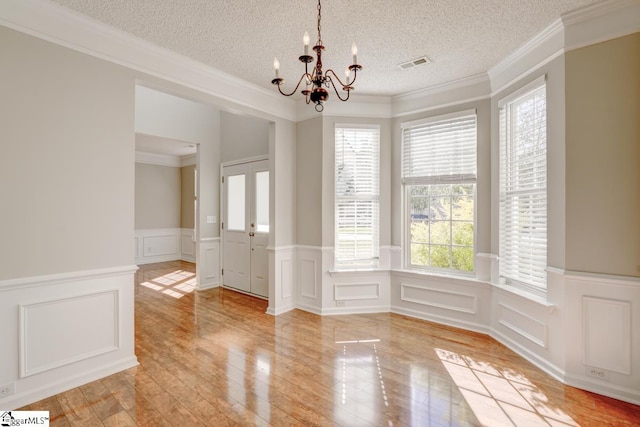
21 261 640 426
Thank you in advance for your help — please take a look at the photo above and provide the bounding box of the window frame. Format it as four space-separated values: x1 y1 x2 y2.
401 110 478 275
334 124 381 269
498 75 548 295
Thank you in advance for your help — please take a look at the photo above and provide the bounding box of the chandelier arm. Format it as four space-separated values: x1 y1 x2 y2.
275 73 309 97
348 65 361 85
325 68 348 88
325 74 351 102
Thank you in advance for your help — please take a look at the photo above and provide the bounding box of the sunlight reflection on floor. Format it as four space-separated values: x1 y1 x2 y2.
140 269 196 298
436 348 579 427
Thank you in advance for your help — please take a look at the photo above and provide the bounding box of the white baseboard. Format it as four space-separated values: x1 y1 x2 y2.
2 356 138 410
198 281 219 291
564 373 640 406
391 305 490 336
321 305 390 316
490 329 565 383
265 305 295 316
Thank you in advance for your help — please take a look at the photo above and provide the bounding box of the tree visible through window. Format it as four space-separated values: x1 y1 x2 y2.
402 111 477 273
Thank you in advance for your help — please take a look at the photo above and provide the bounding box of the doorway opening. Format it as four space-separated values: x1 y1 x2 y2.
134 134 199 280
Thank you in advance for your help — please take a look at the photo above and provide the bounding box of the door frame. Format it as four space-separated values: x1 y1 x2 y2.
219 155 270 298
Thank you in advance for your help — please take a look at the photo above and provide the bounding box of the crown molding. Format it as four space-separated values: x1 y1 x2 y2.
392 73 491 118
562 0 640 52
135 151 181 167
488 19 565 94
0 0 297 122
489 0 640 94
1 0 636 124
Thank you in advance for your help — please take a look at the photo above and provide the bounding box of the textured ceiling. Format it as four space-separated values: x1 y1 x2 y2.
51 0 599 97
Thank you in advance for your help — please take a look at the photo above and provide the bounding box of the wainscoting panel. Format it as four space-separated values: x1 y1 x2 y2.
0 266 138 409
498 303 547 348
335 283 379 301
401 283 477 314
563 271 640 404
583 296 631 375
143 234 176 257
135 229 180 265
281 259 293 299
199 239 220 290
300 258 317 299
19 291 118 378
266 246 296 316
181 229 195 262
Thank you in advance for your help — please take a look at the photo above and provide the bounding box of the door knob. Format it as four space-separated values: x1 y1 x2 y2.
251 223 255 228
249 231 255 237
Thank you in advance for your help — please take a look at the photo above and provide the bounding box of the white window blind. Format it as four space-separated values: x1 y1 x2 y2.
401 111 476 273
499 79 547 292
335 125 380 267
402 110 477 185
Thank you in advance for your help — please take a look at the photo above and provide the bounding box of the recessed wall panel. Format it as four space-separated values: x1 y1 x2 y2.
335 283 380 301
583 296 631 374
143 234 177 257
20 291 118 377
498 303 547 348
300 259 317 299
401 283 476 314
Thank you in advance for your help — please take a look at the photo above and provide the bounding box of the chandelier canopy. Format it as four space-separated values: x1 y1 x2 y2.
271 0 362 112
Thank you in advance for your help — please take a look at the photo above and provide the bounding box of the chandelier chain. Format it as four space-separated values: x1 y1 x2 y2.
317 0 322 45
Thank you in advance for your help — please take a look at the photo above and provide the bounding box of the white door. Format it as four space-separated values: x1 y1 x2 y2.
222 160 269 297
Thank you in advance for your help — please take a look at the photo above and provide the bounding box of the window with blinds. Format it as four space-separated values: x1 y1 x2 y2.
499 77 547 293
401 110 476 273
335 125 380 267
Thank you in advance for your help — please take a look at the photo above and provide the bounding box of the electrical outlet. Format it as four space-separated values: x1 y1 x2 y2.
336 300 345 307
0 382 15 397
586 367 607 380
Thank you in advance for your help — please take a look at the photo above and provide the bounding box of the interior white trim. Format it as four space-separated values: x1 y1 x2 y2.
1 0 635 121
135 151 181 167
180 153 197 167
0 265 138 292
0 356 139 411
497 302 548 348
562 0 640 51
0 0 297 121
19 290 119 377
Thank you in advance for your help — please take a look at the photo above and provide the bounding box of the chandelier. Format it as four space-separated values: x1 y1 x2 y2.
271 0 362 112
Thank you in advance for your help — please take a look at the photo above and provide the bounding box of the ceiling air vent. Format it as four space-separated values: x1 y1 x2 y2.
398 56 430 70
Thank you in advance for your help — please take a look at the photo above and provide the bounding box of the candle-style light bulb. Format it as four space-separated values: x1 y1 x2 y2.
345 68 351 84
351 42 358 64
303 31 310 55
273 58 280 78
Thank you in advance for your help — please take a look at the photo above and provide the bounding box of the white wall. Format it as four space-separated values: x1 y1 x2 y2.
220 111 270 163
135 163 181 229
0 26 138 409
